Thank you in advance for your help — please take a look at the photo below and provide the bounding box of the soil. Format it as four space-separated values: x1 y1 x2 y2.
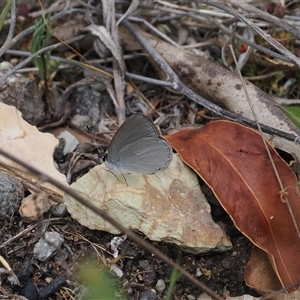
0 188 260 300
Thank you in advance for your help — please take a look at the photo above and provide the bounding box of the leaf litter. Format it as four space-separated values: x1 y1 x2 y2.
1 0 300 299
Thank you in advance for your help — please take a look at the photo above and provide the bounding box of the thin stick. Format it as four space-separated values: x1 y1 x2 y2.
0 218 63 249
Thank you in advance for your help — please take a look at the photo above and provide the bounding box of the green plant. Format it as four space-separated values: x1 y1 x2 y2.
0 0 12 33
282 105 300 129
165 267 182 300
77 259 126 300
31 13 59 80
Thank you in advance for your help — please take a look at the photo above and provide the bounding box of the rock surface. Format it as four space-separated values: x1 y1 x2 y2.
64 154 232 254
0 172 24 216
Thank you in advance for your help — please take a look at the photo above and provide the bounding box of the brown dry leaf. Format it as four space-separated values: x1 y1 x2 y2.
166 120 300 292
245 246 282 293
246 247 300 299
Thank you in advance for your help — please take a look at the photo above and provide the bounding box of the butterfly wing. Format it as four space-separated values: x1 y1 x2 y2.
106 113 173 173
106 136 173 174
108 114 157 156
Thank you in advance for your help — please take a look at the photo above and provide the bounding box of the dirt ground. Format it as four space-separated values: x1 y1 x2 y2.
0 186 259 299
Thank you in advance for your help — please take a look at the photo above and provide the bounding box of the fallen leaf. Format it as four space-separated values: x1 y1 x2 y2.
245 246 282 293
246 247 300 300
166 120 300 291
245 247 300 299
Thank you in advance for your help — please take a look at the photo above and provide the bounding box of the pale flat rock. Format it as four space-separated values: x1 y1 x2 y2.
0 102 67 197
64 154 232 254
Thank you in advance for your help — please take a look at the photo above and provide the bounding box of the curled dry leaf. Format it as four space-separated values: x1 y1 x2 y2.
245 246 282 293
166 120 300 292
245 247 300 299
116 0 139 27
85 24 126 75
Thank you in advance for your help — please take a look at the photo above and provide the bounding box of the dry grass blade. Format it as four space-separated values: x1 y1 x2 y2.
0 0 16 57
102 0 126 124
116 0 139 27
84 25 126 76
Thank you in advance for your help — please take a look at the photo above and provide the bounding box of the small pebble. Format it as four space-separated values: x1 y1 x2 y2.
125 286 133 295
51 203 67 217
197 293 213 300
196 267 202 277
139 289 157 300
19 192 50 222
111 265 123 278
33 231 64 262
155 279 166 292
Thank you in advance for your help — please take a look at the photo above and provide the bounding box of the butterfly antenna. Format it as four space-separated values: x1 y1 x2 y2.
106 169 128 186
121 172 128 186
86 125 105 160
109 169 119 181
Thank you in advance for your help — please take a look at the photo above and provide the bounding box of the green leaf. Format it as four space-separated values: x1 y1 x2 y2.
0 0 12 33
31 13 58 78
282 105 300 129
165 267 181 300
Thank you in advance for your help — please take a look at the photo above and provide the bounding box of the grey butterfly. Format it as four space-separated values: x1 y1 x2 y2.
102 114 173 174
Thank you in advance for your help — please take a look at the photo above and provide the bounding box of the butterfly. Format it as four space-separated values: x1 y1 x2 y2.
102 114 173 174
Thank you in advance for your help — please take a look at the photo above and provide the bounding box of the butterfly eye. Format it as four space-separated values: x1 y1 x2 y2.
99 153 107 162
